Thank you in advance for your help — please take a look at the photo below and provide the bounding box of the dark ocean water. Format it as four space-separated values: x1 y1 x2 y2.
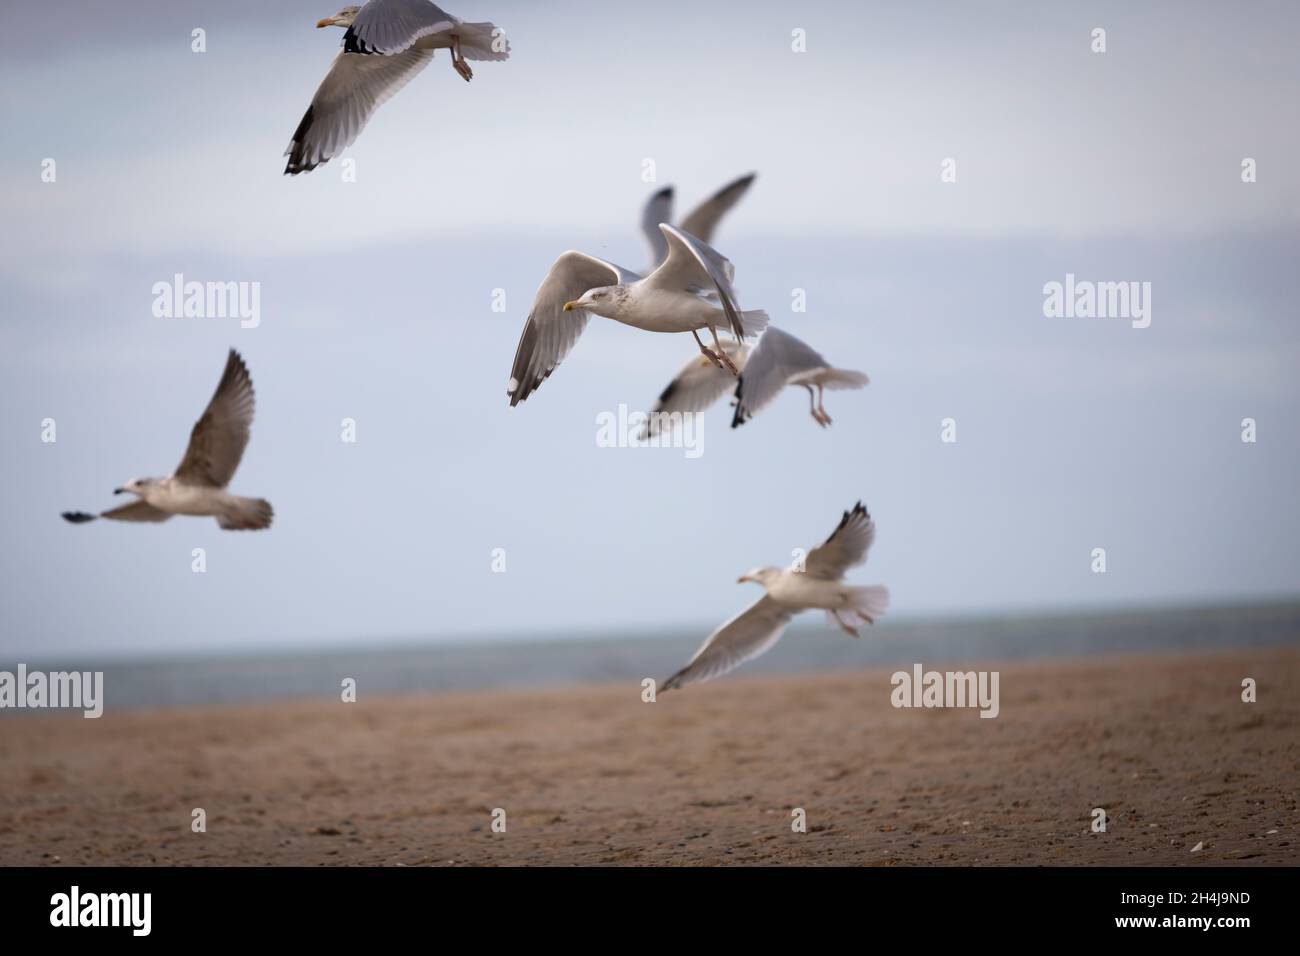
5 601 1298 712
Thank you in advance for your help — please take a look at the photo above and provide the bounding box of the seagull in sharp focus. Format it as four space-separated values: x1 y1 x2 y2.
661 503 889 692
507 224 769 406
640 325 868 437
284 1 509 174
62 350 273 531
641 173 756 269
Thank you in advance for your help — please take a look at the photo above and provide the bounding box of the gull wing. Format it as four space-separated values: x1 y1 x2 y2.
174 350 257 489
640 341 751 438
646 224 747 340
507 252 639 406
661 596 793 691
804 502 877 581
731 326 830 427
343 0 457 54
678 173 756 246
284 45 435 174
62 501 173 524
641 186 675 266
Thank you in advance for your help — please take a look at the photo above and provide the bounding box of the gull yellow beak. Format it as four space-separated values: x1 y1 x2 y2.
562 301 578 312
316 17 334 28
736 575 749 584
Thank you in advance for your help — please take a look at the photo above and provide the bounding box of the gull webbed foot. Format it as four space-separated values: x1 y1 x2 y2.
451 37 473 81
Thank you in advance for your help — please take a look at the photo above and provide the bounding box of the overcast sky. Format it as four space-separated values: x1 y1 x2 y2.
2 0 1298 658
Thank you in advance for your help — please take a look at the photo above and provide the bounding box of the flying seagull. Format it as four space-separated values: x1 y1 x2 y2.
640 326 868 437
507 224 769 406
641 173 756 268
62 350 273 531
638 338 751 439
661 503 889 692
284 1 509 175
732 325 869 427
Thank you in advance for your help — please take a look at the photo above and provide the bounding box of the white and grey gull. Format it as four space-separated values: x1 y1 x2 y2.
62 350 273 531
642 325 869 436
284 0 509 175
507 224 769 406
661 502 889 691
641 173 757 269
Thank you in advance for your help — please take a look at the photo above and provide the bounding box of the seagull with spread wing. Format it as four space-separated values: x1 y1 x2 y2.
640 326 868 437
732 326 869 428
641 173 756 269
284 1 509 175
62 350 273 531
638 339 751 439
507 224 769 406
661 503 889 692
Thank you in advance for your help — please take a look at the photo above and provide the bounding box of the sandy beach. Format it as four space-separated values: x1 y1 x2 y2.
1 647 1296 866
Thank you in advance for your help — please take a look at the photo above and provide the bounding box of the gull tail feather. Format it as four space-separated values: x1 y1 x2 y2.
822 368 870 390
739 309 769 339
217 497 274 531
827 585 890 630
458 22 510 60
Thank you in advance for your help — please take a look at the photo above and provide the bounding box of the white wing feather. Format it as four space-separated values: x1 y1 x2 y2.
678 173 756 247
345 0 457 54
640 341 750 438
804 502 877 580
646 224 747 339
284 47 434 174
662 597 793 691
508 252 640 406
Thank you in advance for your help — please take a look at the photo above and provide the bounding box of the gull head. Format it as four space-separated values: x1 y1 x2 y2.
318 5 361 28
113 477 154 496
563 286 624 318
738 567 780 587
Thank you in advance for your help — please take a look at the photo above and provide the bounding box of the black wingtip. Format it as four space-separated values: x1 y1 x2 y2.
342 26 381 55
283 105 319 175
653 185 674 200
730 377 748 428
62 511 96 524
716 172 757 197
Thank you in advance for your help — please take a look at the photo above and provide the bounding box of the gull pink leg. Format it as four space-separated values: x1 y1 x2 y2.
451 36 473 81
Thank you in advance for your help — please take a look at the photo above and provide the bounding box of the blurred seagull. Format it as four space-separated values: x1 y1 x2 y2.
662 503 889 692
62 350 274 531
732 326 869 427
639 339 751 439
284 0 509 174
507 225 769 406
641 173 756 269
640 326 868 437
